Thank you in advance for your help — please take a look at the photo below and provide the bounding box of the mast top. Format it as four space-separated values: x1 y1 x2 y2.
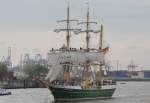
54 5 80 49
76 5 100 50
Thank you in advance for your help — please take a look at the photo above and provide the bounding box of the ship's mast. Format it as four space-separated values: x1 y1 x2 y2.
100 24 103 50
77 5 100 88
99 24 103 81
77 6 99 50
54 5 79 49
86 7 90 49
66 5 70 48
54 4 79 83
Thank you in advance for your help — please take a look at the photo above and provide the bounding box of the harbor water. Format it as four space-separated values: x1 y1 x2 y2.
0 82 150 103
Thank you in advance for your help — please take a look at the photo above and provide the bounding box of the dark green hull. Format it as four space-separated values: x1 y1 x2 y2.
49 86 116 102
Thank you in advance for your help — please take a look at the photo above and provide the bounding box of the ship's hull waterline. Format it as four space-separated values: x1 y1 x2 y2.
49 86 116 102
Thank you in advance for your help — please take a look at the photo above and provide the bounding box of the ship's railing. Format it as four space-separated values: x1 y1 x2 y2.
96 80 116 86
48 48 103 53
50 80 81 86
50 79 116 87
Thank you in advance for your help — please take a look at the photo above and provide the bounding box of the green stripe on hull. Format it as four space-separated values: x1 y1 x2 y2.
49 86 115 102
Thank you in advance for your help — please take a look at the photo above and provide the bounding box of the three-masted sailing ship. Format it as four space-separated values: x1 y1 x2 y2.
46 5 116 102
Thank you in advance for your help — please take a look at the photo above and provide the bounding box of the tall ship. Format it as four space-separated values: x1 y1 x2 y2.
46 4 116 102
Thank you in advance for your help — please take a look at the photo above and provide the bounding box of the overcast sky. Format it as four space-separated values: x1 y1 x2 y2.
0 0 150 69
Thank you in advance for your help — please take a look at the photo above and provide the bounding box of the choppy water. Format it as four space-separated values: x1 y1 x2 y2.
0 88 54 103
0 82 150 103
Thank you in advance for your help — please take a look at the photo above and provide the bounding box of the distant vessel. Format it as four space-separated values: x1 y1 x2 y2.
127 61 144 79
46 4 116 102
